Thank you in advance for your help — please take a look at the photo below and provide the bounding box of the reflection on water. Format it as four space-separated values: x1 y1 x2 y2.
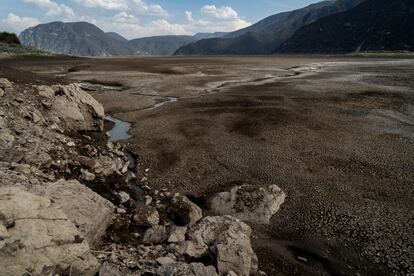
106 116 131 142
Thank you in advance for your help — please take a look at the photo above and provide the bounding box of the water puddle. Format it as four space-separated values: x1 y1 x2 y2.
106 116 131 142
106 96 178 142
143 97 177 111
79 81 123 92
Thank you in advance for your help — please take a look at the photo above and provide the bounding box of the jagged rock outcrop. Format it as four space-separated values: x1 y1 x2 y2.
0 187 99 276
210 184 286 224
36 84 105 131
45 180 114 246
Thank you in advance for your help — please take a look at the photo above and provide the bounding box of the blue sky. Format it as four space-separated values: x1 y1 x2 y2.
0 0 319 38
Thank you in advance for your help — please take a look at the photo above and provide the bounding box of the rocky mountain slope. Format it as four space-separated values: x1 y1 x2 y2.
106 32 128 43
0 66 285 275
279 0 414 53
174 0 365 55
128 35 199 56
19 22 134 56
19 22 228 57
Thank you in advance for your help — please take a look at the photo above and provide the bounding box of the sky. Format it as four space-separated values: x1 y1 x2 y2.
0 0 319 39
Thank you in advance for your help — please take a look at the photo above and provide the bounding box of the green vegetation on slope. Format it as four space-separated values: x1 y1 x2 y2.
0 32 20 44
0 43 61 57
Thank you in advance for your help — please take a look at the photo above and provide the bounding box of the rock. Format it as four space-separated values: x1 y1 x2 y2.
81 169 96 181
121 161 129 174
145 195 153 206
31 112 41 124
168 195 202 226
125 171 136 183
187 216 257 276
0 129 14 149
133 206 159 227
156 256 175 265
99 264 123 276
45 180 114 246
35 85 55 98
155 262 218 276
0 221 9 239
174 240 209 258
168 225 187 243
67 141 76 147
0 78 12 90
210 184 286 224
0 88 4 97
116 207 127 214
48 84 105 132
118 191 130 204
142 225 168 245
0 187 99 276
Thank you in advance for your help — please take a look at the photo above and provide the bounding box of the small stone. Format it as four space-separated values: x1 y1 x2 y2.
0 78 12 89
145 168 150 173
0 88 4 97
168 226 187 243
145 195 153 206
297 256 308 263
141 176 148 183
67 141 76 147
14 97 24 103
121 161 130 174
31 112 41 124
133 206 159 227
156 257 175 266
81 169 96 181
142 225 168 245
118 191 131 203
0 221 9 239
116 208 127 214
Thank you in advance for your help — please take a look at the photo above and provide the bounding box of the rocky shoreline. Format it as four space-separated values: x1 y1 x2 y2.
0 77 285 275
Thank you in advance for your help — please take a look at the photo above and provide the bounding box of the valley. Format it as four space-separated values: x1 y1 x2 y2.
3 55 414 275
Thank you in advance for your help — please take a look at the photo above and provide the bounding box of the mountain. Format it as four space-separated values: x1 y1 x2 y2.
19 21 230 56
174 0 365 56
19 22 134 56
127 35 199 56
279 0 414 53
106 32 128 43
193 32 228 40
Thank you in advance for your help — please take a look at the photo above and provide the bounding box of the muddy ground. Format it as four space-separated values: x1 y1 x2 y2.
2 56 414 275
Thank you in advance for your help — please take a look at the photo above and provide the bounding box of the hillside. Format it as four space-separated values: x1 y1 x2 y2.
19 22 134 56
174 0 365 56
279 0 414 53
106 32 128 43
127 35 198 56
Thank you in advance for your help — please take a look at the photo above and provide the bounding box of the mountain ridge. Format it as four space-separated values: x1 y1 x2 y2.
173 0 365 56
279 0 414 53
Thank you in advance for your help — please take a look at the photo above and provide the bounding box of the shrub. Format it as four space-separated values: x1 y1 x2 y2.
0 32 21 44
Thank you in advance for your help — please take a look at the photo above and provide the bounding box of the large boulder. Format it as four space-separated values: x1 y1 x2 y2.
186 216 257 276
36 84 105 131
0 187 99 276
168 195 203 226
45 179 115 246
210 184 286 224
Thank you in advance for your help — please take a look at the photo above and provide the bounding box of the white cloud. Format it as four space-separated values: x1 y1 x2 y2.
97 15 187 39
73 0 128 10
132 0 168 17
1 13 40 33
24 0 75 18
185 11 193 22
201 5 238 19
